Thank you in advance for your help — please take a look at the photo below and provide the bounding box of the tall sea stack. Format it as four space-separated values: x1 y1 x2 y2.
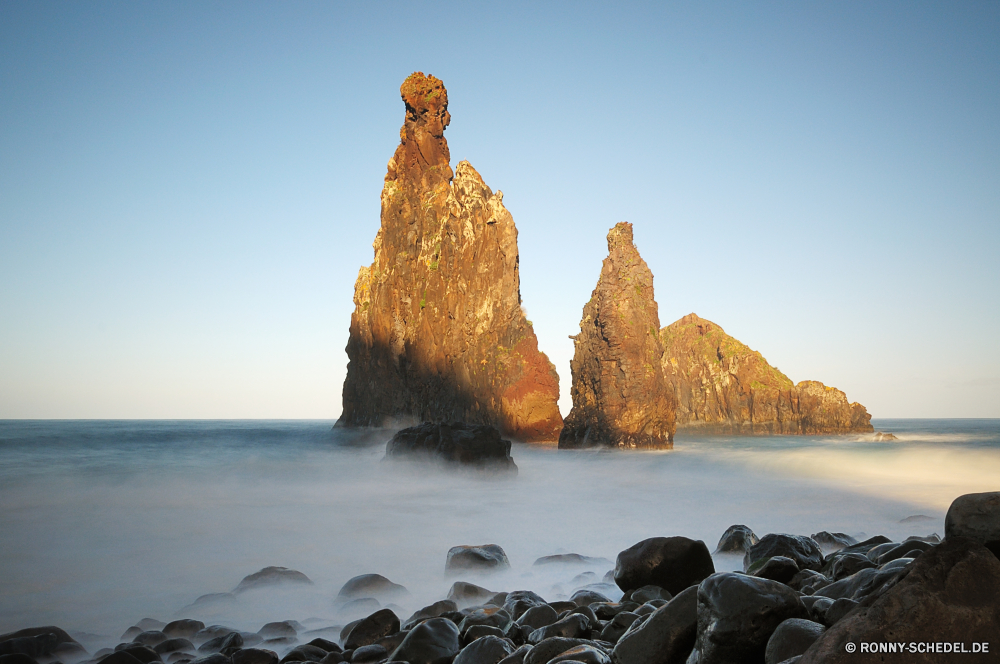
559 222 675 449
336 73 563 442
660 313 873 434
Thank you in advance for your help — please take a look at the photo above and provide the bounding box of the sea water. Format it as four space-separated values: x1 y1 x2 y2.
0 419 997 646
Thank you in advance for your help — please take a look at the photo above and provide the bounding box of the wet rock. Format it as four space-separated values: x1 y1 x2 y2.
99 652 146 664
163 624 205 642
614 537 715 596
533 555 611 567
137 622 166 633
133 633 168 648
337 576 409 603
751 556 799 585
388 618 460 664
404 601 459 630
344 610 399 650
828 553 875 580
198 633 242 655
515 605 558 631
234 567 313 594
570 590 609 607
453 636 513 664
808 533 855 551
447 545 510 574
862 542 898 562
189 655 229 664
876 539 934 565
280 646 327 664
0 655 39 664
385 423 517 473
822 598 858 627
688 573 808 664
459 609 512 635
527 615 590 644
349 646 385 664
305 641 340 654
787 570 829 593
548 645 609 664
798 537 1000 662
660 314 873 435
713 526 758 554
495 645 531 664
764 619 824 664
116 645 160 664
336 72 562 442
559 222 675 450
194 629 239 646
231 650 278 664
503 592 548 620
610 585 696 664
153 640 194 656
945 491 1000 557
121 629 144 644
374 633 406 655
447 583 494 607
0 635 60 659
597 611 639 644
624 586 670 604
744 534 824 573
522 638 592 664
873 432 897 441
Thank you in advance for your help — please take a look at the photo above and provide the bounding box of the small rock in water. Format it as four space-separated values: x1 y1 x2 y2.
385 423 518 473
234 567 313 594
337 575 409 603
446 582 494 607
527 614 590 644
403 600 458 630
614 537 715 596
446 545 511 575
532 554 611 566
132 632 168 648
714 525 759 554
569 589 609 606
154 639 195 655
872 432 898 441
809 532 856 551
163 622 205 641
898 514 935 524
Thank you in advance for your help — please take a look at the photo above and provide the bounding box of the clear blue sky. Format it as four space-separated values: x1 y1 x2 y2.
2 1 997 418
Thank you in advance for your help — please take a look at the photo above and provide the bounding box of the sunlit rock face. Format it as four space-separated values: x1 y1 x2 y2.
337 73 562 442
559 222 676 449
660 313 873 434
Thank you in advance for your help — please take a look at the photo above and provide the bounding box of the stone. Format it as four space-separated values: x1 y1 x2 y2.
453 636 514 664
875 539 934 565
570 590 610 607
828 553 875 580
133 632 168 648
258 623 298 640
97 652 145 664
764 619 824 664
873 432 897 441
660 314 873 435
234 567 312 594
522 638 593 664
446 545 510 574
198 632 242 654
280 646 327 664
808 532 856 551
306 640 341 653
744 534 824 573
751 556 799 585
163 623 205 641
549 645 610 664
821 598 858 627
495 645 531 664
154 640 195 655
533 554 611 566
797 537 1000 662
0 655 39 664
344 610 400 650
945 491 1000 557
232 650 278 664
349 645 386 664
404 601 459 629
503 591 547 620
688 573 808 664
337 72 562 442
527 615 590 644
195 627 240 644
189 655 229 664
388 618 460 664
458 609 512 635
613 537 715 596
515 605 559 631
558 222 675 449
337 575 409 603
626 586 671 604
0 635 60 659
385 422 517 472
446 582 495 607
114 645 161 664
598 611 639 643
610 585 696 664
713 525 758 554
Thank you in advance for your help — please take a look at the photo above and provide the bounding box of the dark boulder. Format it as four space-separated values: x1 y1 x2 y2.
0 635 60 659
280 646 326 664
798 537 1000 662
235 567 313 594
461 626 504 646
828 553 875 580
98 652 146 664
502 591 547 620
764 619 824 664
515 605 558 631
945 491 1000 557
447 545 511 574
447 582 495 607
548 645 609 664
822 598 858 627
189 655 229 664
527 615 590 644
114 645 161 664
163 623 205 641
154 640 195 655
344 610 400 650
570 590 609 607
385 423 517 473
610 585 696 664
714 525 758 554
522 639 593 664
625 586 670 604
133 633 168 648
598 611 639 644
744 535 823 574
459 609 512 635
688 573 808 664
337 575 409 603
198 633 242 654
404 601 459 630
388 618 460 664
495 645 531 664
453 635 514 664
232 650 278 664
614 537 714 596
0 656 39 664
533 554 611 566
808 533 855 551
349 645 385 664
750 556 799 585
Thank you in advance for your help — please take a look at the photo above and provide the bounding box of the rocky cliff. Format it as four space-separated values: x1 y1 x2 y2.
660 313 873 434
559 223 675 449
336 73 562 442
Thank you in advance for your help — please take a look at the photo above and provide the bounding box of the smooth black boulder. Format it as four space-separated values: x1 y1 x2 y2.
714 525 758 554
614 537 715 596
349 645 386 664
280 645 327 663
163 622 205 641
453 636 514 664
570 590 609 606
404 601 459 630
344 609 400 650
549 645 610 664
763 619 824 664
153 639 194 655
798 537 1000 663
503 591 547 620
388 618 460 664
0 635 60 659
688 573 808 664
527 614 590 644
337 575 409 603
610 585 696 664
232 650 278 664
515 605 558 631
808 532 855 551
828 553 874 580
744 534 824 573
446 545 511 574
522 638 594 664
945 491 1000 557
133 632 168 648
750 556 799 585
235 567 313 594
385 423 517 473
447 582 495 606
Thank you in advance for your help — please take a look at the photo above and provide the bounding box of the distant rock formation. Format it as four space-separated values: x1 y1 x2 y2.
659 313 873 434
336 73 562 442
559 222 675 449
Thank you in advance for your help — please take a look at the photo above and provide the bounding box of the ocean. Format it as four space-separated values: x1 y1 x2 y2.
1 419 997 648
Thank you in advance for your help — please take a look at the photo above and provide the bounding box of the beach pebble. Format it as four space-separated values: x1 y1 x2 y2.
751 556 799 585
614 537 715 596
714 525 758 554
611 585 696 664
388 618 460 664
527 614 589 644
453 636 513 664
163 622 204 641
344 610 399 651
744 535 824 574
764 619 824 664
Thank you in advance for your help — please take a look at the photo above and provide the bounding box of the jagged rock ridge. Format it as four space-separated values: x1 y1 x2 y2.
336 73 562 442
660 313 873 434
559 222 675 449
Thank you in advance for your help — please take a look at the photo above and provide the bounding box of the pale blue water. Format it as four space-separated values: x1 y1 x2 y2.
0 419 997 647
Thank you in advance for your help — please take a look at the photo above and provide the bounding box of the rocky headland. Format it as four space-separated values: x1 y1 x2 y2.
336 73 562 442
7 492 997 664
660 313 874 435
558 223 675 449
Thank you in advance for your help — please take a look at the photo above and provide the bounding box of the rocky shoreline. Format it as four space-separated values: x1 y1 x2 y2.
3 492 996 664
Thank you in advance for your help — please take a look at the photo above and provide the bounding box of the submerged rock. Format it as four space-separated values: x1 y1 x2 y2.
234 567 312 594
660 313 873 434
446 545 511 575
336 574 409 603
385 422 517 472
337 72 562 442
559 222 675 449
713 525 759 554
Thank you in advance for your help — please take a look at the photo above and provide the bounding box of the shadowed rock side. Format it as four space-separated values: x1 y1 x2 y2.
337 73 562 442
559 222 675 449
659 313 873 435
